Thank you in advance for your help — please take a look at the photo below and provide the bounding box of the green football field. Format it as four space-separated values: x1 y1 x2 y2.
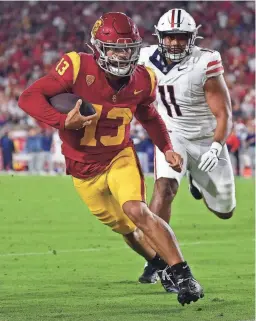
0 175 254 321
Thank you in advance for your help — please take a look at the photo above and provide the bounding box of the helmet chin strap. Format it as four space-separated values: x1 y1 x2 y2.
109 64 131 76
106 56 131 76
98 58 131 77
158 42 188 63
166 50 187 62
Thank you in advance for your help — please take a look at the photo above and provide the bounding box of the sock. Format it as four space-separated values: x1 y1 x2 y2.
148 254 168 270
170 261 192 277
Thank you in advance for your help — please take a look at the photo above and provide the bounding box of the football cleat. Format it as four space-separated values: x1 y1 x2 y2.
138 262 159 284
176 277 204 306
158 266 179 293
188 172 203 200
171 263 204 305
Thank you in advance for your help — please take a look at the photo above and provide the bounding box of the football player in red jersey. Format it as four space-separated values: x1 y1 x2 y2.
18 12 203 305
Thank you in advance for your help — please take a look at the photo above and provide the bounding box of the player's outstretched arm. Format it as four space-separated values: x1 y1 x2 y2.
135 66 183 172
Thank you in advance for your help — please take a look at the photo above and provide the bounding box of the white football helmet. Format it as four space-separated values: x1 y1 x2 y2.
154 9 202 62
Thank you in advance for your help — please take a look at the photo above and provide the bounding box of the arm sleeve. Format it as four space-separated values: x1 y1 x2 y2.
18 52 81 130
135 66 173 153
135 103 173 154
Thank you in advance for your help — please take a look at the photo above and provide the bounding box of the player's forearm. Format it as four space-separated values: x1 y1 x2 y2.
213 110 232 145
18 75 67 130
205 75 233 145
136 107 173 153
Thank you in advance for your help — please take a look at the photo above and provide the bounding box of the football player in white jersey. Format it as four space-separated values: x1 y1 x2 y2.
138 8 236 287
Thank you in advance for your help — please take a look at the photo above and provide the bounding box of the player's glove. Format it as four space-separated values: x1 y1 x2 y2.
198 142 222 172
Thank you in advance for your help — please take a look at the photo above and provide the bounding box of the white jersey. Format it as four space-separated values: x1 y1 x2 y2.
138 45 224 140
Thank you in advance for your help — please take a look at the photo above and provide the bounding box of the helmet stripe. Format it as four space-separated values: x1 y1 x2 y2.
177 9 181 27
171 9 175 27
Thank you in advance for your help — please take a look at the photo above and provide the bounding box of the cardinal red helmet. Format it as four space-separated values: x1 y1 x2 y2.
90 12 142 76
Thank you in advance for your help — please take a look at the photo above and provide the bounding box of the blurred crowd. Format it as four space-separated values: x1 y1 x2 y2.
0 1 255 176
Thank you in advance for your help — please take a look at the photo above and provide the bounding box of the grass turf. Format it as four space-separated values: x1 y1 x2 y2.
0 175 254 321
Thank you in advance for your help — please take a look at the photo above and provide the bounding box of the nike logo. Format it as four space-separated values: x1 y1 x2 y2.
178 66 187 71
134 89 143 95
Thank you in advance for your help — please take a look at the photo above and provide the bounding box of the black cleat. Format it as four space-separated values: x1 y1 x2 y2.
188 173 203 200
138 263 159 284
158 266 179 293
171 263 204 306
176 277 204 306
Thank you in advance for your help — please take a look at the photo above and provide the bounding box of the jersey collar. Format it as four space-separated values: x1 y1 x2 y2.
149 49 179 75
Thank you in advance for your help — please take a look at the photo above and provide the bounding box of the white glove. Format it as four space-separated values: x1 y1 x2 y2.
198 142 222 172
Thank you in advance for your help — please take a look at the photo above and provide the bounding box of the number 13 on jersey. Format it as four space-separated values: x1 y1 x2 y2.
80 104 132 147
55 58 70 76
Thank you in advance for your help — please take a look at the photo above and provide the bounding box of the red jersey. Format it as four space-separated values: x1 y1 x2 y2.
19 52 173 178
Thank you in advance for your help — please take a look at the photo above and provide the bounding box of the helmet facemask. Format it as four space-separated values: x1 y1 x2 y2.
155 26 201 62
92 38 142 76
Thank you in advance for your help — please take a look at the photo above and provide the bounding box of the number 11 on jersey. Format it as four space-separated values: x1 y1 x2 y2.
158 85 182 117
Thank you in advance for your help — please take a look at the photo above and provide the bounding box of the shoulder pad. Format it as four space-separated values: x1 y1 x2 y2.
145 66 157 97
66 52 81 84
53 51 80 87
138 45 158 65
198 49 224 84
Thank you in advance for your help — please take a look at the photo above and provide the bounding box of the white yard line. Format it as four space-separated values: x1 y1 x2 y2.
0 239 253 258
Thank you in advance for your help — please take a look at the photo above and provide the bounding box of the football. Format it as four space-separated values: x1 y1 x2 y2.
49 93 96 116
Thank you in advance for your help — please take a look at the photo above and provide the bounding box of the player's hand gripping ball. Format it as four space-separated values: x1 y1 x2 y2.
49 93 97 130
